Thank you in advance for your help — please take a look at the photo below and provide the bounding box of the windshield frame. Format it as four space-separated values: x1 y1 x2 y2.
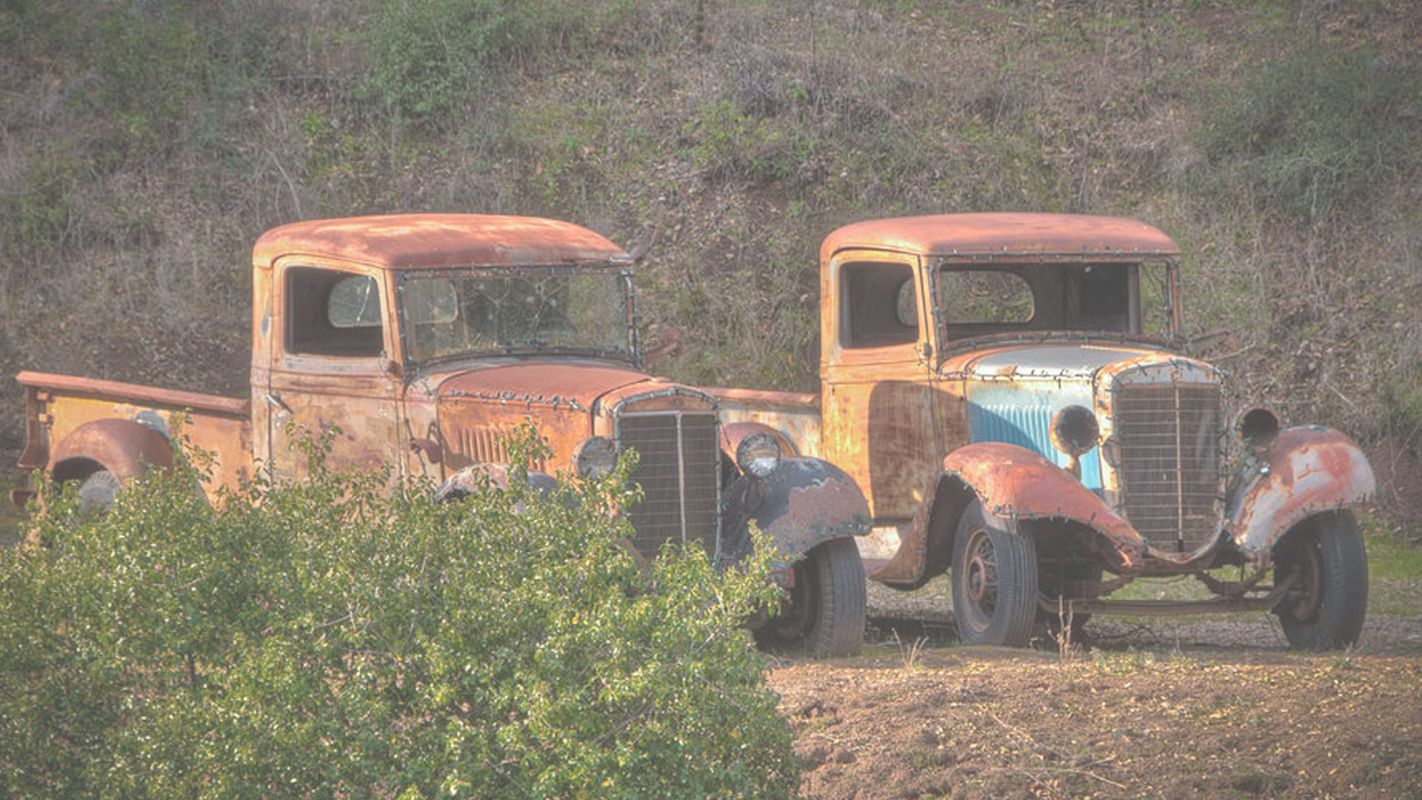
394 263 639 371
928 255 1184 360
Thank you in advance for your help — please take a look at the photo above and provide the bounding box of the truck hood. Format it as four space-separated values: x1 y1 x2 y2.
432 361 653 410
955 343 1166 381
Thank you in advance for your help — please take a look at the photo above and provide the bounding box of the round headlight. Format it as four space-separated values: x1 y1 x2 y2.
1050 405 1100 457
1235 406 1280 452
573 436 617 479
736 432 781 479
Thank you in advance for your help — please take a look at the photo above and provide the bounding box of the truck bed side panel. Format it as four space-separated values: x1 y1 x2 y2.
18 371 252 497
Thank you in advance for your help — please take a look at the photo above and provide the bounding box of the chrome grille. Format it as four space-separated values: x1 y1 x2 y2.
618 413 719 559
1112 383 1223 553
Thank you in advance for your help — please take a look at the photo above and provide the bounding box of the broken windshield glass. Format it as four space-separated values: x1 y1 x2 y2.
400 269 632 363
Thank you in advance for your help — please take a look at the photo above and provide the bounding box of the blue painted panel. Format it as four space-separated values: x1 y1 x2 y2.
966 382 1102 490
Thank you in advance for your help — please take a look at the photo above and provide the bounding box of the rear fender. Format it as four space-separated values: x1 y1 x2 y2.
873 442 1146 587
1229 426 1375 555
48 418 174 482
721 456 870 566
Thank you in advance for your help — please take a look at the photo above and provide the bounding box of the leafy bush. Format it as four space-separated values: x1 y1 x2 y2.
0 433 797 798
1198 47 1417 222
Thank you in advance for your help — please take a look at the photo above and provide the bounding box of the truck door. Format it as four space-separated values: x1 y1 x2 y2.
820 253 941 521
265 263 403 482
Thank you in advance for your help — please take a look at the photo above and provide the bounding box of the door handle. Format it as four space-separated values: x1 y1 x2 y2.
266 392 293 415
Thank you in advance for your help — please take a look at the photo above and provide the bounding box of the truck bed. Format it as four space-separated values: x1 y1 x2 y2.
16 371 252 495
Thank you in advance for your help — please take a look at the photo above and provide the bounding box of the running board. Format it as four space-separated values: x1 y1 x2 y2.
1040 593 1285 617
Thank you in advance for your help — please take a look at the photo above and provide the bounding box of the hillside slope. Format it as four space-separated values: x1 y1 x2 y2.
2 0 1419 528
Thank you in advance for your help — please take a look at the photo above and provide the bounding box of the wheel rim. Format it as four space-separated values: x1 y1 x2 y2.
1283 535 1324 622
963 526 999 618
771 560 813 640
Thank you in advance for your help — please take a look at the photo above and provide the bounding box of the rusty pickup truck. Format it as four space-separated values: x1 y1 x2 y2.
710 213 1375 650
14 214 871 656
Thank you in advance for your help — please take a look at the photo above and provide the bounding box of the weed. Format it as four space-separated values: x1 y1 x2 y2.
892 629 929 671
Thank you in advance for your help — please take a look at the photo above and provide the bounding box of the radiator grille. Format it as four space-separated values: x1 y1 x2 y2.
618 413 719 559
1112 383 1223 553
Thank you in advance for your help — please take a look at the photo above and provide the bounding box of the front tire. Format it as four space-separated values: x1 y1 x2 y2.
762 538 866 657
1273 511 1368 651
952 500 1038 647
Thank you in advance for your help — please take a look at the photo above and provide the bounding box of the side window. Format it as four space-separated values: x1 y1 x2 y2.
287 267 384 357
841 262 918 348
938 269 1034 325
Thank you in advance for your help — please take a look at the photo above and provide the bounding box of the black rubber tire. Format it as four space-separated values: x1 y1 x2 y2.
762 538 866 657
1273 511 1368 651
77 469 120 516
951 500 1038 647
1038 559 1101 636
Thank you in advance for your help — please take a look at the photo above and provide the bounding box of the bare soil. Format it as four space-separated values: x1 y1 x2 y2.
769 585 1422 799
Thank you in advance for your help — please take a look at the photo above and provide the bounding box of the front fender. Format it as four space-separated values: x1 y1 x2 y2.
874 442 1145 587
434 463 559 502
1229 426 1375 555
718 421 799 462
721 456 870 565
946 442 1146 566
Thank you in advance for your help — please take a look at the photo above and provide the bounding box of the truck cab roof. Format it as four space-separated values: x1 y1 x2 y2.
820 213 1181 264
253 214 631 271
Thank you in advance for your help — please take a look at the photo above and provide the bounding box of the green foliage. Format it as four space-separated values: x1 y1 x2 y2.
0 432 796 798
1198 47 1418 222
359 0 633 128
688 99 816 184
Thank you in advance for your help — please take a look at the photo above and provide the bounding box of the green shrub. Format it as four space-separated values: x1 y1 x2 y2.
0 432 796 798
1198 47 1418 222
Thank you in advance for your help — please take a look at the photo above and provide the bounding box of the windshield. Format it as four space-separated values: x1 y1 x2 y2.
399 268 633 364
934 260 1178 344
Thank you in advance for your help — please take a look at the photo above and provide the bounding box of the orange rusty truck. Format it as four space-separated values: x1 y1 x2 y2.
14 214 872 656
708 213 1376 650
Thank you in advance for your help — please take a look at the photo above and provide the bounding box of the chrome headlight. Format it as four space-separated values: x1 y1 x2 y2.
573 436 617 479
1050 405 1100 457
736 432 781 479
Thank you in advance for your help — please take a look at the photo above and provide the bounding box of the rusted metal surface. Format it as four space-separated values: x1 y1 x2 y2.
704 386 819 409
17 371 249 417
706 388 824 460
48 418 174 480
944 443 1145 565
1229 426 1376 555
721 457 871 565
253 214 630 271
820 213 1181 265
437 361 646 410
719 421 800 461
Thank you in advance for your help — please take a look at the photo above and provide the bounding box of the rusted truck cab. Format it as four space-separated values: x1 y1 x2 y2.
714 213 1375 650
16 215 871 656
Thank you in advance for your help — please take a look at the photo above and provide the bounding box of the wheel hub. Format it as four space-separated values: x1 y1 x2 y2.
964 530 998 613
1285 538 1324 622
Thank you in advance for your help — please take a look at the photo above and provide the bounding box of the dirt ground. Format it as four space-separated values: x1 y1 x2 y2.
770 586 1422 799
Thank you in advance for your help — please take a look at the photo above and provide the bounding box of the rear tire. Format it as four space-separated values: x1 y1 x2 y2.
952 500 1038 647
762 538 866 657
1273 511 1368 651
77 469 120 516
